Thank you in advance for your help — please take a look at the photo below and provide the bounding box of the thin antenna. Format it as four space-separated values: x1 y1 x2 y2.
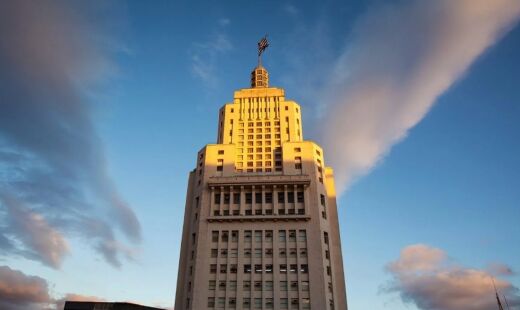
503 295 511 310
493 278 505 310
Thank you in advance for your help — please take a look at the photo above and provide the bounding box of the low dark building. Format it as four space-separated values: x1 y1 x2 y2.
63 301 165 310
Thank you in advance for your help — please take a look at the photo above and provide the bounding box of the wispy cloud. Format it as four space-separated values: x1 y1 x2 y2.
0 1 140 268
384 244 520 310
189 19 233 88
319 0 520 192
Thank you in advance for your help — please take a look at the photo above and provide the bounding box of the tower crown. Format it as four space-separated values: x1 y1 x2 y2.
251 65 269 88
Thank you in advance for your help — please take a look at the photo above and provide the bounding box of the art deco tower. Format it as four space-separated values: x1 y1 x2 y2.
175 41 347 310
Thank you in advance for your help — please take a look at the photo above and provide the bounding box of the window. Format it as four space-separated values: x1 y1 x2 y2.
325 250 330 259
288 192 294 203
255 264 262 273
290 281 298 291
279 230 286 242
280 264 287 274
230 264 237 273
294 147 301 152
244 248 251 257
224 193 230 204
295 163 302 169
243 298 251 308
220 249 227 257
302 298 310 309
279 249 286 258
230 248 238 257
327 266 331 276
233 193 240 204
265 192 273 203
300 248 307 257
244 264 251 273
229 298 236 308
219 281 226 291
243 281 251 290
266 264 273 273
290 264 297 273
280 281 288 291
321 194 326 206
218 150 224 155
254 230 262 242
265 230 273 241
254 298 262 309
255 193 262 204
289 230 296 242
297 192 304 203
208 297 215 307
254 281 262 291
209 280 216 290
245 193 252 204
289 248 297 258
254 248 262 258
220 264 227 273
302 281 310 291
280 298 288 309
265 298 273 309
210 264 217 273
212 231 219 242
217 297 225 308
245 230 252 242
299 230 307 242
222 231 229 242
232 231 238 242
211 249 218 257
214 193 221 204
324 232 329 244
291 298 299 306
278 192 285 203
301 264 309 273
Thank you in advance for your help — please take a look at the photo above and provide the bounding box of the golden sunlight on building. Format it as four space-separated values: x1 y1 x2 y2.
175 41 347 309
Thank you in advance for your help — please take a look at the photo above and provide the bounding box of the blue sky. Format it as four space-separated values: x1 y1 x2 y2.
1 1 520 309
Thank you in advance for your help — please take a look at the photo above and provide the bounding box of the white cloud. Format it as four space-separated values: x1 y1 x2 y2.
189 19 233 88
319 0 520 193
385 244 520 310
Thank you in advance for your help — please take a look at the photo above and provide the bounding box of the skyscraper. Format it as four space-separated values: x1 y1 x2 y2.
175 44 347 309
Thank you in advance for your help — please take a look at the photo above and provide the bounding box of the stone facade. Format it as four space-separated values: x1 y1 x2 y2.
174 65 347 310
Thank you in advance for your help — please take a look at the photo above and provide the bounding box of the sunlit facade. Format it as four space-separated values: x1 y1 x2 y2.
175 64 347 310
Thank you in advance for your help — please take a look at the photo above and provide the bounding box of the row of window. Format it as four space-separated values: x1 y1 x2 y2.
208 280 309 291
214 191 304 204
210 264 308 274
212 208 305 216
238 134 282 140
211 230 307 243
236 146 280 154
210 248 308 258
207 297 310 309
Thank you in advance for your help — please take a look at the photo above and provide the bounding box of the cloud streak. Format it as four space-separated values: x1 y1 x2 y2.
0 1 140 267
320 0 520 192
385 244 520 310
189 19 233 88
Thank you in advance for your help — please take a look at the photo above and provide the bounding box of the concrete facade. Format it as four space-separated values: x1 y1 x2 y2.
174 65 347 310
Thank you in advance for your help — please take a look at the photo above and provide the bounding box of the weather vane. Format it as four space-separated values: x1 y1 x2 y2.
257 35 269 66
